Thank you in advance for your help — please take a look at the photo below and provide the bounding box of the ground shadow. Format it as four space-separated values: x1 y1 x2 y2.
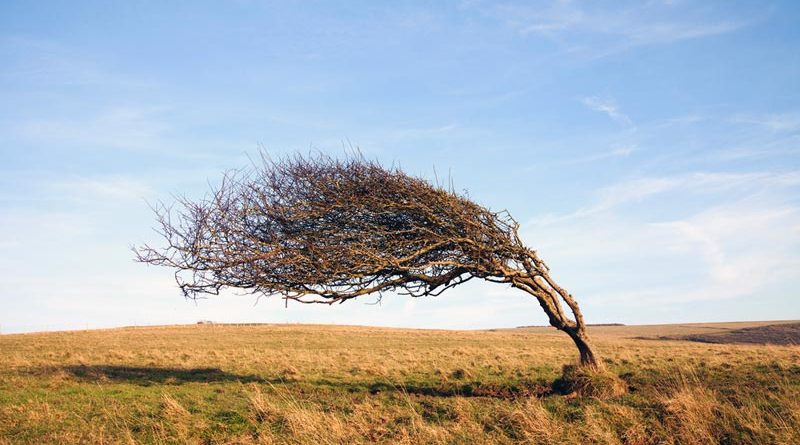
310 379 554 399
62 365 267 385
35 365 554 399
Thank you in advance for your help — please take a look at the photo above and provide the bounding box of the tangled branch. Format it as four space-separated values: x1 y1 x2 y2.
135 153 547 305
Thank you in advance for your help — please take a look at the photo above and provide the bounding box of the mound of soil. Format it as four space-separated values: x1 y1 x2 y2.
681 322 800 345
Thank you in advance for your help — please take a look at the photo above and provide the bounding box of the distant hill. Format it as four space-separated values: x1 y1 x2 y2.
678 322 800 345
513 320 800 345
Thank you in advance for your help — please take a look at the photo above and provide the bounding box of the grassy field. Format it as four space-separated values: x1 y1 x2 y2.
1 322 799 444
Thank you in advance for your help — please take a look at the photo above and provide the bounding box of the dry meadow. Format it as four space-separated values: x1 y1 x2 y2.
1 322 798 444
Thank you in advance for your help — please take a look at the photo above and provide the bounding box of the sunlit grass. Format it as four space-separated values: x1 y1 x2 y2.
1 323 798 444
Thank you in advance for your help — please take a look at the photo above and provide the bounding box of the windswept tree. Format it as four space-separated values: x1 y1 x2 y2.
136 154 603 369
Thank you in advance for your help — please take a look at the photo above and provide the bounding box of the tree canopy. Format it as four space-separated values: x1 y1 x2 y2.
136 153 602 368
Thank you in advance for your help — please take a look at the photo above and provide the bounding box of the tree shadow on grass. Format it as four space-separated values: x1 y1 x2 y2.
315 379 553 399
62 365 267 386
33 365 553 399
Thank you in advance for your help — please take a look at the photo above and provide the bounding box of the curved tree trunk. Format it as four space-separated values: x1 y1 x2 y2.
511 265 603 370
563 326 601 369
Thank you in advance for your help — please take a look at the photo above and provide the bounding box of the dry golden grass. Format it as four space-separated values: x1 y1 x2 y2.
0 322 798 444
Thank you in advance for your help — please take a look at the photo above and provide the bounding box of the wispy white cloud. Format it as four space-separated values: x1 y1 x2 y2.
539 144 636 167
634 111 800 163
577 171 800 217
469 1 757 58
518 2 584 35
13 106 172 151
524 169 800 314
706 138 800 162
580 96 633 126
579 200 800 308
1 36 154 88
51 176 153 202
652 204 799 301
388 123 460 140
733 112 800 133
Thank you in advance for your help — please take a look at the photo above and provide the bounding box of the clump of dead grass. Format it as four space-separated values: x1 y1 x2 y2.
659 382 718 445
555 364 628 399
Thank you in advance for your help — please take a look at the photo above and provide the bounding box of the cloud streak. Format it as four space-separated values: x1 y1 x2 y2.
13 107 172 151
576 171 800 218
51 176 153 202
580 96 633 126
0 36 154 89
471 0 758 58
733 113 800 133
524 169 800 317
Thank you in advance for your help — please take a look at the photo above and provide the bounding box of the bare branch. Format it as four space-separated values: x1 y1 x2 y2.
135 151 603 368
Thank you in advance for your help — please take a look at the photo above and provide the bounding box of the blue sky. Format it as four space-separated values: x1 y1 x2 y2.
1 0 799 333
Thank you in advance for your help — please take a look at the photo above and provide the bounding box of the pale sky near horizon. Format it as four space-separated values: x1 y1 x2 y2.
1 1 799 334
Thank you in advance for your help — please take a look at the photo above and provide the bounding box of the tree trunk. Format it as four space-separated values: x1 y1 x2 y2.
511 272 603 369
563 327 602 369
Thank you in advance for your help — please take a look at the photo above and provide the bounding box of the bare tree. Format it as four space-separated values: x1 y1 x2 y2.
136 154 602 369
